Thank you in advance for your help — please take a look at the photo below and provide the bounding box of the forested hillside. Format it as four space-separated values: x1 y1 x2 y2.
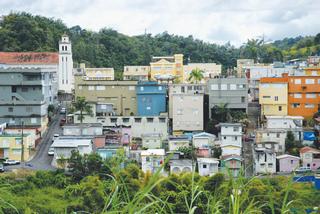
0 12 320 72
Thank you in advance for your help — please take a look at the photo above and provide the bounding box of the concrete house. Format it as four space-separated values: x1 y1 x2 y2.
123 66 150 81
219 123 242 156
192 132 216 148
197 158 219 176
254 147 276 174
142 133 162 149
221 155 242 177
141 149 165 174
170 159 194 174
300 146 320 171
63 123 103 136
276 154 300 173
136 81 167 116
0 67 58 132
207 77 248 116
255 129 287 154
168 135 190 151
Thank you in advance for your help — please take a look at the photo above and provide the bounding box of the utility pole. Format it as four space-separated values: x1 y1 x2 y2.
21 121 24 163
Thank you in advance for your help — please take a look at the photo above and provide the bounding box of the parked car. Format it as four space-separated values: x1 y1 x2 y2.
60 107 66 114
295 166 312 174
48 147 54 156
3 159 20 165
59 118 66 126
52 133 60 142
0 164 4 172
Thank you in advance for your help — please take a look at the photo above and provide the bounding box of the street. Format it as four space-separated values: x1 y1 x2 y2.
5 114 62 171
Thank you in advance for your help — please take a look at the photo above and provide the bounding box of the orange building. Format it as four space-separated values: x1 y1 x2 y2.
288 75 320 118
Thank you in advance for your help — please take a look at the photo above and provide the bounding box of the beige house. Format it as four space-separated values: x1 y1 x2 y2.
184 63 221 82
123 66 150 80
172 93 204 131
74 75 138 116
77 63 115 80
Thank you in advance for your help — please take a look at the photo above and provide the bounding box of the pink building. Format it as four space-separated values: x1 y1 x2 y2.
196 148 211 158
300 147 320 171
276 154 300 173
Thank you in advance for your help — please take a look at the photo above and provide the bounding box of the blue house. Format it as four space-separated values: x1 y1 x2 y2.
136 81 167 116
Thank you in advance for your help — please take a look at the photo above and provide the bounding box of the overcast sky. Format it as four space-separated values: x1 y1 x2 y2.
1 0 320 46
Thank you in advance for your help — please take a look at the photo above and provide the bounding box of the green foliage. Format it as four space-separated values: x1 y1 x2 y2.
204 173 225 192
73 96 93 123
188 68 204 83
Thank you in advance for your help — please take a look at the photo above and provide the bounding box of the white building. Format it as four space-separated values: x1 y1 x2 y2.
265 116 303 141
254 147 276 174
168 136 190 151
170 159 194 174
197 158 219 176
51 137 93 167
63 123 103 136
219 123 242 156
255 129 287 154
142 133 162 149
184 63 222 83
58 34 73 93
192 132 216 148
141 149 165 174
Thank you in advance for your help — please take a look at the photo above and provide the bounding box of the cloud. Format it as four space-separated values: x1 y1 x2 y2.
1 0 319 46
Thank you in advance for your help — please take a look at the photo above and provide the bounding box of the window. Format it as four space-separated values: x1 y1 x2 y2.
241 96 245 103
158 86 163 91
203 164 207 169
306 93 316 98
305 79 315 84
11 86 17 93
78 86 82 90
147 118 153 123
110 118 117 123
193 109 199 115
211 84 218 90
181 86 185 93
274 96 278 101
187 86 192 90
140 86 144 91
223 136 226 140
221 84 227 90
235 136 238 140
134 118 141 123
276 133 280 138
305 104 315 108
122 118 129 123
129 86 135 91
290 160 294 164
278 106 282 111
233 127 239 132
96 85 106 90
294 93 302 98
8 107 13 112
88 86 95 91
263 96 271 98
230 84 237 90
318 79 320 84
31 118 37 124
159 118 166 123
65 46 67 51
177 109 183 115
294 79 301 84
238 84 245 89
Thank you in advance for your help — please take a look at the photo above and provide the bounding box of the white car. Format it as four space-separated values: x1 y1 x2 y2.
48 147 54 156
4 159 20 165
60 107 66 114
52 134 59 142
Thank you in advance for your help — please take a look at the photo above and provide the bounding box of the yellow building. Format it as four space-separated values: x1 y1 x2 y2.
150 54 184 82
0 133 33 161
259 77 288 117
76 63 115 80
304 67 320 76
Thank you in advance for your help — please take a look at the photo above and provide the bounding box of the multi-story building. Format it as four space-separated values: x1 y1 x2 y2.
0 133 34 161
288 75 320 118
76 63 114 81
74 75 138 116
150 54 184 82
300 146 320 171
123 66 150 81
141 149 165 174
259 76 288 116
255 129 287 154
207 77 248 116
183 63 221 82
168 135 190 151
58 34 74 93
219 123 242 156
254 147 276 174
136 81 167 116
236 59 254 77
0 68 57 130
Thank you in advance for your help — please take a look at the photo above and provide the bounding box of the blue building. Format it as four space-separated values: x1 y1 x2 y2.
136 81 167 116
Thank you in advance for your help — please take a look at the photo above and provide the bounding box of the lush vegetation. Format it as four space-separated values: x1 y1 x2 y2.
1 12 320 75
0 151 319 213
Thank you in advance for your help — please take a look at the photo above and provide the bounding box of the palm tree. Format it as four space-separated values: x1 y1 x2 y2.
212 103 232 123
188 68 204 83
73 96 93 123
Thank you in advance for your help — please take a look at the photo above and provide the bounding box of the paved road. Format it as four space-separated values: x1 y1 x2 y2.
6 114 62 171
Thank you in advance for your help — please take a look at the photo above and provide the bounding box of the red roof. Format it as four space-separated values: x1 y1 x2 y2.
299 146 320 154
0 52 58 65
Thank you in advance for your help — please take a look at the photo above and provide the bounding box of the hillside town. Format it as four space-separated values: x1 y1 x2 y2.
0 34 319 180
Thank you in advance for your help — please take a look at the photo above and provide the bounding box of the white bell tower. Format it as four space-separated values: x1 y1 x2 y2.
58 34 73 93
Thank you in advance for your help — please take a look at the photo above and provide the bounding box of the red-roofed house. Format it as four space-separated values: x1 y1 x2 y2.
300 146 320 170
0 52 58 65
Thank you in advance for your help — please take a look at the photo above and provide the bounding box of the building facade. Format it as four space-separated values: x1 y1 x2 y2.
259 76 288 116
183 63 221 82
276 154 300 173
254 147 276 174
123 66 150 81
136 81 167 116
197 158 219 176
150 54 184 82
219 123 242 156
141 149 165 174
207 77 248 116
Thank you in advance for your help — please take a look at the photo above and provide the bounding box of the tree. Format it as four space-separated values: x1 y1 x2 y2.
73 96 93 123
204 173 225 192
285 131 295 153
188 68 204 83
315 33 320 45
211 103 232 123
